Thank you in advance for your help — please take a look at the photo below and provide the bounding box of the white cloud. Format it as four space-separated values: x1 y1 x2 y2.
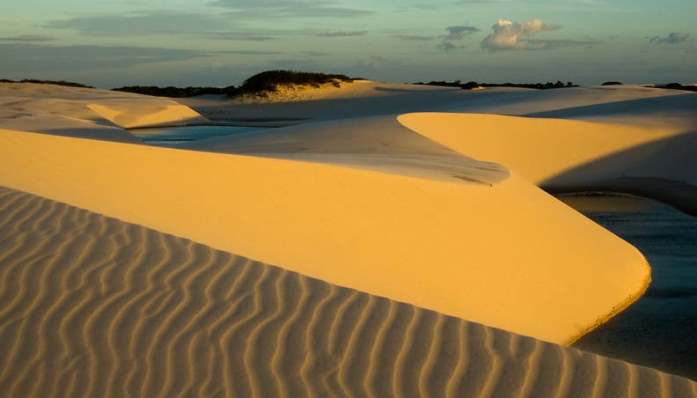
481 19 558 50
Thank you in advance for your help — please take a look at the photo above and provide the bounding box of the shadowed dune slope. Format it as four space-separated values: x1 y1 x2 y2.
0 129 650 345
399 113 697 214
182 84 685 126
187 115 509 183
1 186 695 398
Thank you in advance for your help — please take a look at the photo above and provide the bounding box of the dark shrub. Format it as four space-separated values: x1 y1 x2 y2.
653 83 697 92
238 70 353 95
0 79 93 88
112 85 237 98
602 81 623 86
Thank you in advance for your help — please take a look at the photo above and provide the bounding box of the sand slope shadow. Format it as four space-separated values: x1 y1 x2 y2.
0 186 695 397
543 130 697 216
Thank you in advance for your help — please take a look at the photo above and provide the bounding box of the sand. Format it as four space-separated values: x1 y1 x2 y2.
399 113 697 215
187 115 509 182
181 82 691 126
2 82 697 394
0 83 207 142
0 128 651 346
1 186 695 397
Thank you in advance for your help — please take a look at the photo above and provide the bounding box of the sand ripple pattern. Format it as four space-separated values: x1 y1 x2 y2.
0 186 695 398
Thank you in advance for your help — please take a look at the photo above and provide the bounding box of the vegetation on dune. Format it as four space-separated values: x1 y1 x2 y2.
111 70 354 98
602 81 623 86
414 80 578 90
650 83 697 93
237 70 354 95
0 79 94 88
112 85 237 98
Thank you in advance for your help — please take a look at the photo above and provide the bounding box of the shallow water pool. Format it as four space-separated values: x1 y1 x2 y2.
561 193 697 379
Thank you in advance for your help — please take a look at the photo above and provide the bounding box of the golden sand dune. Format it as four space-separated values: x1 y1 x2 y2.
399 113 697 215
0 129 650 345
0 186 694 398
88 102 205 129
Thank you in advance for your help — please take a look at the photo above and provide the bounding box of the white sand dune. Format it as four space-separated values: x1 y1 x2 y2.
182 82 689 126
187 115 508 183
181 80 480 123
0 83 207 141
1 186 695 397
0 128 650 345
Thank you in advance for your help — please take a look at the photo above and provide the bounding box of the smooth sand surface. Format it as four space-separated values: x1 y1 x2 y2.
399 113 697 215
0 83 207 141
187 115 509 183
0 128 650 345
1 186 695 397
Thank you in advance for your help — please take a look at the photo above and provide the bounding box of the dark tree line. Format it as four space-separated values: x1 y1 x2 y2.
414 80 578 90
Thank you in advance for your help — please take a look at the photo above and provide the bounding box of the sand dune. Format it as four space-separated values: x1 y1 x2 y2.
182 83 687 126
0 83 207 141
399 113 697 215
187 115 509 183
0 128 650 345
1 186 695 397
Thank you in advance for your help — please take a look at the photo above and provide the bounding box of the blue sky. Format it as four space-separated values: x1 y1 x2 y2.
1 0 695 87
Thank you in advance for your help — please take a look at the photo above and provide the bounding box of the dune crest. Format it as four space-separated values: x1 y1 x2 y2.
0 128 651 345
399 112 697 214
88 102 206 129
0 186 694 397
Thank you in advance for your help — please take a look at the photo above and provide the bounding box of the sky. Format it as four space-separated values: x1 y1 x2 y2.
1 0 696 87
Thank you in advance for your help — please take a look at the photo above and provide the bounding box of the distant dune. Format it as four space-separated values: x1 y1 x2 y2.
1 187 695 397
0 82 207 141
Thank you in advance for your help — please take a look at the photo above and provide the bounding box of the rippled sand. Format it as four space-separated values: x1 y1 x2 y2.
1 186 695 397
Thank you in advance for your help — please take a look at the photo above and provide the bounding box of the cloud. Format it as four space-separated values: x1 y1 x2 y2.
0 44 212 73
438 41 458 51
439 25 480 51
394 34 435 42
649 32 690 45
0 34 55 43
481 19 563 50
444 25 480 41
314 31 368 37
217 49 283 55
209 0 372 18
207 32 280 41
395 25 479 50
46 11 230 36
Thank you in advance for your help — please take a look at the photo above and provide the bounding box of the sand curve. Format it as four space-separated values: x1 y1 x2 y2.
0 186 694 397
0 83 208 142
0 128 651 345
398 112 697 214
